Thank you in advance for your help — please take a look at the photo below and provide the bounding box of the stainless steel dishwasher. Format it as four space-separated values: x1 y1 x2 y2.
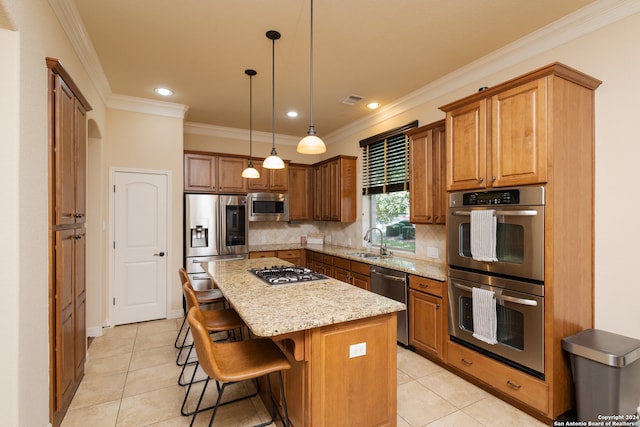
370 265 409 346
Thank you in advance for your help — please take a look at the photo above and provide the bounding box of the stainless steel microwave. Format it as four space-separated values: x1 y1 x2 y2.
247 192 289 222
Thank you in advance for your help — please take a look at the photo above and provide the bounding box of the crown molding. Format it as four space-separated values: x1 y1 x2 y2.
325 0 640 144
49 0 111 105
53 0 639 140
184 122 300 145
108 94 189 119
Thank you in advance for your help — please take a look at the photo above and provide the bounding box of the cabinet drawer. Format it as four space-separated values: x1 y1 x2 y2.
277 249 301 259
322 254 333 265
447 341 548 414
350 261 370 276
249 251 276 259
333 256 350 270
409 275 443 297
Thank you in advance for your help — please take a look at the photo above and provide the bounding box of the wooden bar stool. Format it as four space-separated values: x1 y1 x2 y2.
187 306 292 427
180 283 246 417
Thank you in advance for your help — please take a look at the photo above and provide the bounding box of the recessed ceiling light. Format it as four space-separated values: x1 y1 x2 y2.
286 111 299 118
367 102 381 110
154 87 174 96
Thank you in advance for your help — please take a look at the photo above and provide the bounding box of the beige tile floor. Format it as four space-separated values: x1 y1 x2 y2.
62 318 549 427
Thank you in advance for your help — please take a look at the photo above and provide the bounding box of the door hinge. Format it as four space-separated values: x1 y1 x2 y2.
113 241 116 249
113 185 116 192
113 297 116 306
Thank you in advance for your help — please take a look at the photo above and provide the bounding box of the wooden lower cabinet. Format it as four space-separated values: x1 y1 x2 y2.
332 256 371 290
408 275 444 360
447 340 549 415
270 313 397 426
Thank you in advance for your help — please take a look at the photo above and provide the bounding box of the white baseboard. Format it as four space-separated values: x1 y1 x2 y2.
168 308 184 319
86 326 104 337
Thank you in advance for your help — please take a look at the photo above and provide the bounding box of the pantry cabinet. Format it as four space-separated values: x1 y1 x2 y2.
406 120 446 224
47 58 91 427
408 275 444 360
313 156 357 222
442 74 548 191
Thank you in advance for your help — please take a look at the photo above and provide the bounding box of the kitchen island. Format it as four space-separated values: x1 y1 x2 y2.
202 257 405 427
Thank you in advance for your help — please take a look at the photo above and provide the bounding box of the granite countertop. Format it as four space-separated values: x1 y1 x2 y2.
202 257 406 337
249 243 447 282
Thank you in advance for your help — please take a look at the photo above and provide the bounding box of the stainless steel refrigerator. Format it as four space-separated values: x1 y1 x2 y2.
184 194 248 290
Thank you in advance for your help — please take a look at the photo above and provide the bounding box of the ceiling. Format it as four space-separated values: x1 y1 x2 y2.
73 0 596 138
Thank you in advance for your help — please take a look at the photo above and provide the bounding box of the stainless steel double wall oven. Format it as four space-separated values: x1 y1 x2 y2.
447 186 545 378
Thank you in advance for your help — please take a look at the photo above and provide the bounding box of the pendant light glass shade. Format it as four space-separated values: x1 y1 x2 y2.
264 30 285 170
242 69 261 179
297 0 326 154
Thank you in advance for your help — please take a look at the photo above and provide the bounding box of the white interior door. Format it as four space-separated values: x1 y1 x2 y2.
112 171 168 325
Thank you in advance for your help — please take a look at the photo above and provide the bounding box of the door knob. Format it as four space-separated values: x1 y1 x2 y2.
154 251 166 257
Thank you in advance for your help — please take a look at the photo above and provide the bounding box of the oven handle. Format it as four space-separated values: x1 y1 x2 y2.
452 282 538 306
451 210 538 217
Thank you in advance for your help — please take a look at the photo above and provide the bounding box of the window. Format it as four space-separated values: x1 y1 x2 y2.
360 121 417 252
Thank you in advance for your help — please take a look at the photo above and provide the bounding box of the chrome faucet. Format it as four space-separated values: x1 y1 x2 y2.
364 227 390 256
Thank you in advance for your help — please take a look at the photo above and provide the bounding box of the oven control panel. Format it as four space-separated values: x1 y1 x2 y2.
462 189 520 205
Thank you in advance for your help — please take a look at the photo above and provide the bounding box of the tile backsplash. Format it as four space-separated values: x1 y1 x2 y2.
248 221 446 263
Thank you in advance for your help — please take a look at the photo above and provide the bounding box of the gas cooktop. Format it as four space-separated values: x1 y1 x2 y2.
249 265 327 285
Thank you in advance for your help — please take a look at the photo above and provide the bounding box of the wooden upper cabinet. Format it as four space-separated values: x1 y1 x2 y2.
247 162 289 192
407 120 446 225
184 152 217 192
313 156 356 222
442 70 554 191
444 99 487 191
218 156 248 193
288 164 313 221
491 78 547 188
53 76 87 226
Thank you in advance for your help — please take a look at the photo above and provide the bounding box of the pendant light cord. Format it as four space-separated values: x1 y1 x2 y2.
308 0 316 135
249 72 254 161
271 35 276 152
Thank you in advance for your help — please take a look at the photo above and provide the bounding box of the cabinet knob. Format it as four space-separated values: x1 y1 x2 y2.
426 216 431 220
491 176 496 182
436 303 440 309
478 177 484 183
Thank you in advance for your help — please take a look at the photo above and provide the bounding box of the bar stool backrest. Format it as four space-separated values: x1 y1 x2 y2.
187 307 225 380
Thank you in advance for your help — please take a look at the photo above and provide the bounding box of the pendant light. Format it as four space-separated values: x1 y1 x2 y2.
242 69 260 179
263 30 285 170
297 0 326 154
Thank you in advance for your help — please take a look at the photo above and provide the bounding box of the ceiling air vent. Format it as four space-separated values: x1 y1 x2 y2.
341 94 365 106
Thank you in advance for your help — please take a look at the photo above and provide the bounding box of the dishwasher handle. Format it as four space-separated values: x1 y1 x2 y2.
371 269 406 282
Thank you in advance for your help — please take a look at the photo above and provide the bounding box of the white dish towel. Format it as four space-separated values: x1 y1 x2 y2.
472 287 498 345
470 210 498 262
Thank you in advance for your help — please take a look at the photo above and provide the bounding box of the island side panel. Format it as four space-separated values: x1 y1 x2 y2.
310 313 397 427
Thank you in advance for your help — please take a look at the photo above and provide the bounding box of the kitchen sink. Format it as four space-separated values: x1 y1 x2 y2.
347 252 381 260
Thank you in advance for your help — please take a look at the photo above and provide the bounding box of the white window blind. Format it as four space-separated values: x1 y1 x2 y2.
360 121 418 195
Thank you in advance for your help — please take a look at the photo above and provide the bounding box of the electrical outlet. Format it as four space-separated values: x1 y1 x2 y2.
349 342 367 358
427 246 439 259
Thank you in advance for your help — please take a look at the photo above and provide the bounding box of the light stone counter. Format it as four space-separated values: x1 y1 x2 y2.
249 243 447 281
202 257 406 337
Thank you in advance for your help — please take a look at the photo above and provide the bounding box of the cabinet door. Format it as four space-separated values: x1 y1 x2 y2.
432 124 447 224
246 163 270 191
270 166 289 191
184 153 217 192
334 266 351 284
409 289 443 360
74 102 87 224
74 229 87 378
491 78 548 187
313 164 325 220
446 99 487 191
54 78 77 226
218 156 248 193
409 129 435 224
351 272 371 291
53 229 77 410
288 165 313 221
